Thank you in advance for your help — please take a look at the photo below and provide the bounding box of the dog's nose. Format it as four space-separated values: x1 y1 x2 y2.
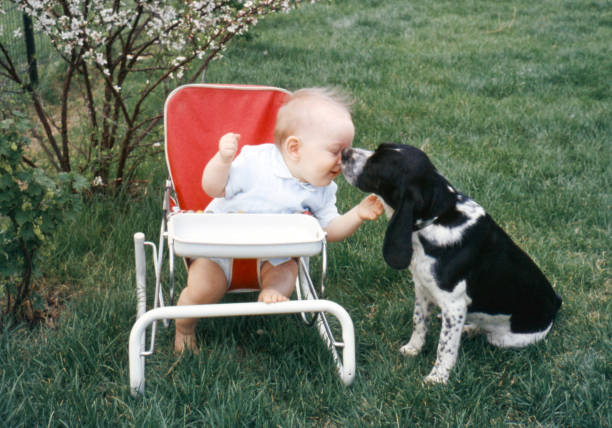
341 148 352 163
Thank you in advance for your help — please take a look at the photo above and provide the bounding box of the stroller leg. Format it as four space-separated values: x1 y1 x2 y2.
134 233 147 320
132 233 147 396
297 257 355 386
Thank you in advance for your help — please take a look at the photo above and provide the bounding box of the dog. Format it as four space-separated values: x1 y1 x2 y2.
341 143 562 384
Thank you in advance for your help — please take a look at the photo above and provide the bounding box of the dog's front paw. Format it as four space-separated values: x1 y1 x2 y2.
399 343 421 356
423 368 449 385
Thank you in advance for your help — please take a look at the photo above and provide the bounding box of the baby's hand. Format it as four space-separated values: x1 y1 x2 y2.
219 132 240 163
357 194 384 221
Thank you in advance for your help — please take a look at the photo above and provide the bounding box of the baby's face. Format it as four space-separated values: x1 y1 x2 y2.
292 103 355 187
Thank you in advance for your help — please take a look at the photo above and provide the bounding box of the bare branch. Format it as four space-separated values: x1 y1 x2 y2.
30 127 61 171
59 61 76 171
0 43 22 83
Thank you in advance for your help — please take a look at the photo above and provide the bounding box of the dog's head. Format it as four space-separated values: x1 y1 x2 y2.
341 143 454 269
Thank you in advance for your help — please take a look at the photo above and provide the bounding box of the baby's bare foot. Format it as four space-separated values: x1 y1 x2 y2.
174 331 199 354
258 288 290 303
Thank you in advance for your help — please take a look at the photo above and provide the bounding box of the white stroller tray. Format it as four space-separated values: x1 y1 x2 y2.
168 213 325 258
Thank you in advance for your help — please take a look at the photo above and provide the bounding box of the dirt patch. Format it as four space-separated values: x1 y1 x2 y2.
22 283 73 328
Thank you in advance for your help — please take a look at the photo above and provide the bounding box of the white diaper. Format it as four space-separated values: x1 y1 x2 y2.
208 257 291 287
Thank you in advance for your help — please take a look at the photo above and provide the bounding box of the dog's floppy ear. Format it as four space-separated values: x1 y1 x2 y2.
382 194 415 270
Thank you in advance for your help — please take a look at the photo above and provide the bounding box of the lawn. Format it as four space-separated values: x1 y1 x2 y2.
1 0 610 426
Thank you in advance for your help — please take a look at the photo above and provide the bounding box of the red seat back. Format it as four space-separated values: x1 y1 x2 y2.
165 84 290 211
165 84 291 290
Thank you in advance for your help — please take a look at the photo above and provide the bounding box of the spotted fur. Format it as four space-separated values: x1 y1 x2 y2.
341 143 562 384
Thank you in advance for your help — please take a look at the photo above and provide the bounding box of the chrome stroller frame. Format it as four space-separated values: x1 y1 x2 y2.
129 180 356 396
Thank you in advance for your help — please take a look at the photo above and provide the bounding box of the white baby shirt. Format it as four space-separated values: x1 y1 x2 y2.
205 144 339 228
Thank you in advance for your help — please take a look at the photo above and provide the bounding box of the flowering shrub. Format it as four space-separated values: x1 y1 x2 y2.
0 0 311 184
1 113 87 322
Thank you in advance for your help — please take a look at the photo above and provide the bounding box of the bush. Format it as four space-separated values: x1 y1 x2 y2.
0 112 88 323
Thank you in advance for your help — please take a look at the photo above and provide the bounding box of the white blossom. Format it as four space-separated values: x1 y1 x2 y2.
172 56 186 66
95 53 106 67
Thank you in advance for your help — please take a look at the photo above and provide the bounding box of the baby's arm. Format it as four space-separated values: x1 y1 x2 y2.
325 194 383 242
202 133 240 198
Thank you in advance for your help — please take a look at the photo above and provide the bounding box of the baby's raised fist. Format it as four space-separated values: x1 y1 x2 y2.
219 132 240 163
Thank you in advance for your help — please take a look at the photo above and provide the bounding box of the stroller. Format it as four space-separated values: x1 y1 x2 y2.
129 84 356 396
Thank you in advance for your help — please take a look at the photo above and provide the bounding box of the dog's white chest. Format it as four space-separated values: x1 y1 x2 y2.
407 198 485 301
409 234 439 296
409 231 471 307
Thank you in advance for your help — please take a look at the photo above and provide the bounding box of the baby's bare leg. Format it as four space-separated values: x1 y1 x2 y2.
258 259 298 303
175 258 227 353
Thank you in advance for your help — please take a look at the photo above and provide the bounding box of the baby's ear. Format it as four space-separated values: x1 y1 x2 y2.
284 136 301 160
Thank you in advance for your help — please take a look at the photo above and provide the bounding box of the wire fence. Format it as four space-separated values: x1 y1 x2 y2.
1 1 57 92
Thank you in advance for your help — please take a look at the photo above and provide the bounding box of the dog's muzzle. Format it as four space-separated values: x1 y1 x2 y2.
341 148 372 186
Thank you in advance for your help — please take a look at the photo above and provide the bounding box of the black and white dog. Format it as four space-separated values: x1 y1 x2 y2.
341 143 562 384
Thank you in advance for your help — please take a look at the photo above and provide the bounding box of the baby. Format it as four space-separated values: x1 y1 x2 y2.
175 87 383 352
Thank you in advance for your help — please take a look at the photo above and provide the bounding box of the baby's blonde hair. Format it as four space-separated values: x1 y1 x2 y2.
274 87 353 146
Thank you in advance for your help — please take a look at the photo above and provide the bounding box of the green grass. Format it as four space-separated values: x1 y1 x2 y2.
2 0 611 426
